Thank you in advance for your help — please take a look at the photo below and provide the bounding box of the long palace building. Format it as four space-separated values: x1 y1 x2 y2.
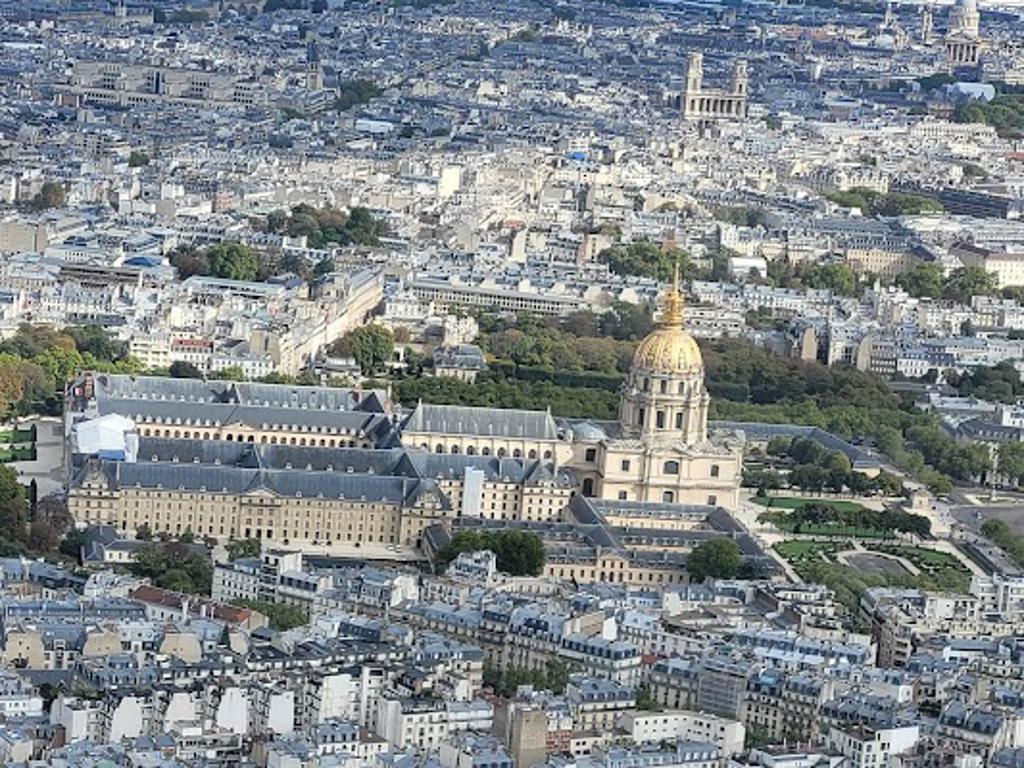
66 279 748 578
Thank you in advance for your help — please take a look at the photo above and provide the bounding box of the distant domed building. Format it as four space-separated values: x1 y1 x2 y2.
401 270 744 508
577 269 743 506
946 0 984 67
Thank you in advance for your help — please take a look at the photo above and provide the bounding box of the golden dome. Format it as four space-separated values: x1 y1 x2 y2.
631 266 703 374
632 326 703 374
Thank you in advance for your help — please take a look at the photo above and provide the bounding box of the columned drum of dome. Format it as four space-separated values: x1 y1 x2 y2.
619 268 711 447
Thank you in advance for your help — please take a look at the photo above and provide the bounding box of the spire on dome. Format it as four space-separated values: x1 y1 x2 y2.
660 255 685 328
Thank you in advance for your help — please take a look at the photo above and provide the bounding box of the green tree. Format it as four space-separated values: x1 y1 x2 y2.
954 361 1023 404
233 599 307 630
599 241 689 282
713 206 768 228
210 366 246 381
686 538 741 582
276 251 311 280
942 266 998 304
130 542 212 595
334 80 383 111
313 257 335 277
329 326 394 374
635 686 660 711
128 151 151 168
207 243 259 281
227 538 261 561
999 442 1024 485
169 246 210 279
169 361 204 379
896 263 944 299
30 182 66 210
28 520 58 552
796 263 860 296
64 325 126 363
438 530 546 576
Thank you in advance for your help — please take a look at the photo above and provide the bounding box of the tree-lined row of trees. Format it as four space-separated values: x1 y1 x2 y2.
758 502 930 537
0 324 140 417
825 187 944 216
895 263 999 304
483 660 571 697
745 436 905 496
981 519 1024 568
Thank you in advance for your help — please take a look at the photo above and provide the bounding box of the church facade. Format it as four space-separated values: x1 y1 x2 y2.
401 277 744 508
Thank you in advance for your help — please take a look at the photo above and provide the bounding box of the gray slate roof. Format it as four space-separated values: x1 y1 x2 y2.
402 403 561 440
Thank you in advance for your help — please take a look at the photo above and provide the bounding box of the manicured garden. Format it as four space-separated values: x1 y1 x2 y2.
757 499 929 540
752 495 866 513
0 424 36 464
774 539 972 619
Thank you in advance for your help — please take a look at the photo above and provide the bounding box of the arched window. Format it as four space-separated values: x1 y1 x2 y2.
710 464 720 478
663 460 680 475
497 448 506 458
513 449 522 458
435 444 444 454
451 445 460 454
466 446 476 455
660 379 667 394
528 449 537 459
482 447 491 456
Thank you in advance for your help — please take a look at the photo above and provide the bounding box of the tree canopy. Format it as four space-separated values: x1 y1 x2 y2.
953 95 1024 139
686 538 741 582
265 205 387 249
207 243 259 281
129 541 212 595
334 80 383 112
824 187 943 216
29 182 66 211
0 324 139 417
437 529 546 577
949 361 1023 404
329 325 394 374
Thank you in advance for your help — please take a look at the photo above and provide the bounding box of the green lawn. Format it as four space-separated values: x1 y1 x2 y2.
0 428 33 444
774 540 839 562
0 447 35 462
752 495 865 513
775 539 971 615
871 545 967 572
774 523 893 539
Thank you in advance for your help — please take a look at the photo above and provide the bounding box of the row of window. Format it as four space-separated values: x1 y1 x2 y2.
139 427 366 449
638 378 699 395
420 443 552 460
